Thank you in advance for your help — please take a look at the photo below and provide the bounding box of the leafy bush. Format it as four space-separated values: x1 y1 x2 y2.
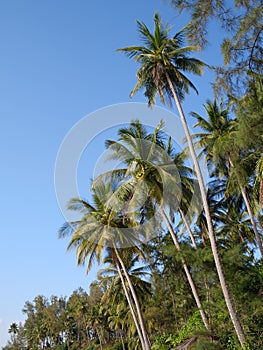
152 311 207 349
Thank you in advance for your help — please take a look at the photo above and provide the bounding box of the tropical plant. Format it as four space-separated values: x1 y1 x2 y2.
98 249 151 346
192 99 263 259
59 182 151 350
96 120 210 330
117 13 246 347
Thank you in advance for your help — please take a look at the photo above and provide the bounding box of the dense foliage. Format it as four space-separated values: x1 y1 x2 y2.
3 229 263 349
170 0 263 97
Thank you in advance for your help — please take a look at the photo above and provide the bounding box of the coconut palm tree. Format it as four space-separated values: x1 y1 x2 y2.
98 249 151 348
192 99 263 259
96 120 210 330
8 323 19 344
98 250 151 308
191 100 234 177
8 323 19 336
59 182 151 350
117 13 245 346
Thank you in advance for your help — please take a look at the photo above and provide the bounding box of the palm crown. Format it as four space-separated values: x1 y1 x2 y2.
117 12 204 104
58 181 144 272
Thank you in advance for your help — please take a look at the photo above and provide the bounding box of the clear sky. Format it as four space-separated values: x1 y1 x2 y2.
0 0 224 347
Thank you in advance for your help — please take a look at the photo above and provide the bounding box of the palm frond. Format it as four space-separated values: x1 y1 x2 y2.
67 197 95 212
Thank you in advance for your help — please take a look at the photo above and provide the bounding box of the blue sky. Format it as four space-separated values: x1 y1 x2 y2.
0 0 224 347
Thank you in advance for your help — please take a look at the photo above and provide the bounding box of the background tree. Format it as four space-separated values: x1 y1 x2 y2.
170 0 263 97
192 99 263 258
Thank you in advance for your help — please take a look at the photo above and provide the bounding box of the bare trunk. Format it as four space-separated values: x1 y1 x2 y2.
113 242 151 350
228 158 263 259
160 207 210 331
165 72 246 348
179 208 197 249
241 187 263 259
179 209 213 327
115 257 145 350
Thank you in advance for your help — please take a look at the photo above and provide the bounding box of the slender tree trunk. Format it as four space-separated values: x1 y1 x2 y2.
179 208 197 249
113 242 151 350
240 186 263 259
160 207 210 331
228 157 263 259
115 257 146 350
165 72 246 347
179 208 214 327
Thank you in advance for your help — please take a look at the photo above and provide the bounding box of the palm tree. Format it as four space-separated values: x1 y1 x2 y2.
98 249 151 348
59 182 151 350
117 13 245 346
192 99 263 259
8 323 19 336
8 322 19 344
97 120 210 330
191 100 234 177
99 249 151 309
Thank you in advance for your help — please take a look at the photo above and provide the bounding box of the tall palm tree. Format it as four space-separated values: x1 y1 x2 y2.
97 120 210 330
191 100 234 177
117 13 246 346
59 182 151 350
192 99 263 259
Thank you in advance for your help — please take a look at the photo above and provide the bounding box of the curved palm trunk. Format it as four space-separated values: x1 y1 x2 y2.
165 72 246 347
179 209 214 325
240 186 263 259
115 258 146 350
228 158 263 259
160 207 210 331
113 243 151 350
179 208 198 249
